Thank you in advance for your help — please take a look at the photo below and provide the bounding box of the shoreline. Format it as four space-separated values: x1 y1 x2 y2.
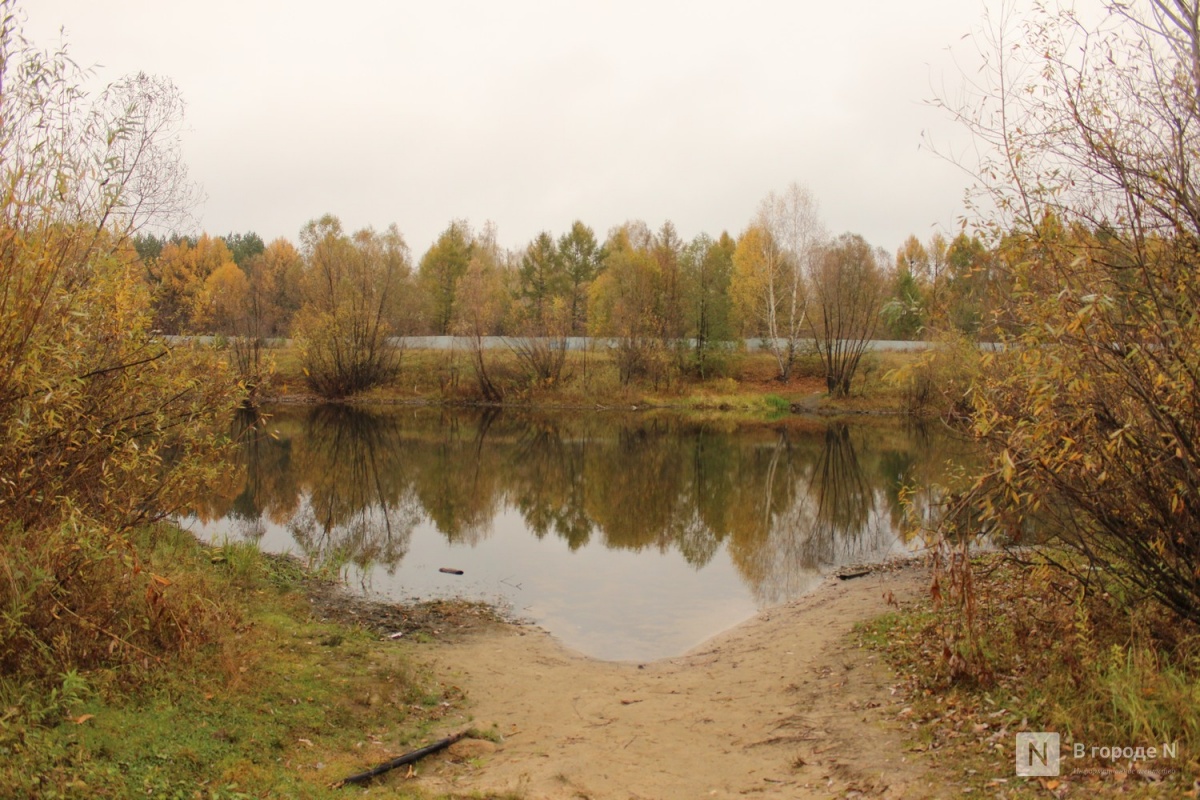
303 551 930 667
245 343 922 417
404 560 936 798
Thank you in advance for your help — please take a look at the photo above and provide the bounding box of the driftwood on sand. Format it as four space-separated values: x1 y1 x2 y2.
333 730 470 787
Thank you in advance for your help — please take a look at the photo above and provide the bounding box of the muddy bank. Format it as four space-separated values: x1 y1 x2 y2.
303 574 509 642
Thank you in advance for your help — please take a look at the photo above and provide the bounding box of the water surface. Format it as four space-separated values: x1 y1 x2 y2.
184 406 967 661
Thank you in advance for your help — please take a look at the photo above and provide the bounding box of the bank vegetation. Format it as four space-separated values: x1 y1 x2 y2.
872 1 1200 792
0 6 461 797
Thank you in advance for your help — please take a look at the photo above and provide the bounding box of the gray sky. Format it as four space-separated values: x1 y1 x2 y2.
26 0 997 258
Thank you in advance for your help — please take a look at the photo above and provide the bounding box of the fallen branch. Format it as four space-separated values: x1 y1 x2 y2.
333 730 469 787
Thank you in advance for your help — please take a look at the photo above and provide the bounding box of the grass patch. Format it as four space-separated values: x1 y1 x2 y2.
0 528 471 798
764 393 791 419
860 555 1200 796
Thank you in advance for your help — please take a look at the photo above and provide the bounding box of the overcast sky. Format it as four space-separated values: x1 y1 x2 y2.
26 1 1010 258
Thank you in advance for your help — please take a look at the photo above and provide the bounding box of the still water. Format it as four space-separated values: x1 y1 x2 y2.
183 406 968 662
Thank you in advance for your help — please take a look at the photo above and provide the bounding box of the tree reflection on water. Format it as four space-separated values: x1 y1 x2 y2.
188 407 970 595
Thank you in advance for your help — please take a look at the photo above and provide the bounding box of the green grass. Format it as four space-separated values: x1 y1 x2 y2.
0 529 467 799
763 393 791 419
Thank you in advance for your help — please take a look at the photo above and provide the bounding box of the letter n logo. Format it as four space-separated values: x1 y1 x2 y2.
1016 732 1060 776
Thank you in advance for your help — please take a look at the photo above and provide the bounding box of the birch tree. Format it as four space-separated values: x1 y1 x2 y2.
731 183 825 381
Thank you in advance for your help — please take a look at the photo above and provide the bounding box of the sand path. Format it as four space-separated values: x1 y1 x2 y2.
409 564 946 799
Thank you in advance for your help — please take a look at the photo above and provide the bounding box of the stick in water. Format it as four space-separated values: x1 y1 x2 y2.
334 730 469 787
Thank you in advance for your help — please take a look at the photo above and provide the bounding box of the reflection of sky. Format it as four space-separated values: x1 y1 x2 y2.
182 497 910 663
373 507 764 662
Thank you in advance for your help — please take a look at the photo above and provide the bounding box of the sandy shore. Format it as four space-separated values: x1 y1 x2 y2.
409 563 947 799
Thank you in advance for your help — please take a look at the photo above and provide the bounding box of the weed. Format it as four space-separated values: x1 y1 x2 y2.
0 527 454 798
861 554 1200 794
210 538 264 585
764 394 791 417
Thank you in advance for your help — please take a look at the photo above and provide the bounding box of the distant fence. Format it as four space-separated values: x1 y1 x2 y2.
161 335 1003 352
392 336 944 352
391 337 1009 352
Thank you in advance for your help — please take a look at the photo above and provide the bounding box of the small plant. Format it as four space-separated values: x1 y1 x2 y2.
212 539 264 585
855 351 880 396
764 394 791 418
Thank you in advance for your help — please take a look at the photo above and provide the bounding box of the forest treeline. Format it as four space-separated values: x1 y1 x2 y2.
131 189 1002 398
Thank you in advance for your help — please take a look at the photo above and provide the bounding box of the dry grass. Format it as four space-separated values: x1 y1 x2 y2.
0 527 468 798
261 342 918 415
0 523 243 686
861 554 1200 797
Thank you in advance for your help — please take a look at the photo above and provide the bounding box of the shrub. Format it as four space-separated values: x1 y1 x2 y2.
0 4 236 679
0 524 239 683
890 334 980 417
293 216 415 398
943 2 1200 625
510 335 569 390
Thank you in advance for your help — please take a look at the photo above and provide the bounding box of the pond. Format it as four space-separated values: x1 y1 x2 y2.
182 406 971 662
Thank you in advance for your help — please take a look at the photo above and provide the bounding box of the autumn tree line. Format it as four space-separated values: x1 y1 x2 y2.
132 186 1001 398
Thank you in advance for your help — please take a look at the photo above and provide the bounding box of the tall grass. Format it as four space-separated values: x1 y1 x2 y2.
0 523 241 686
0 525 441 799
868 556 1200 760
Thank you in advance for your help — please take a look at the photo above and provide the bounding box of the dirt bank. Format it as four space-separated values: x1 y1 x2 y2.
406 563 946 799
